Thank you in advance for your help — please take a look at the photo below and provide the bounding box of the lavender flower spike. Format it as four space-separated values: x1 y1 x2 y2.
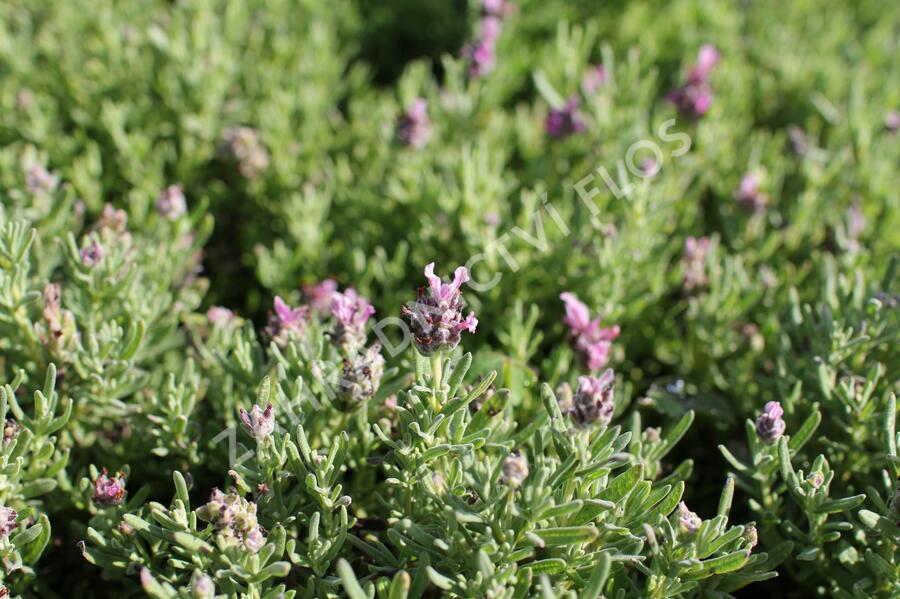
0 506 18 540
559 292 620 370
667 44 720 118
546 97 587 139
401 263 477 355
332 288 375 354
755 401 786 444
266 296 308 342
156 184 187 220
396 98 431 148
304 278 338 313
240 404 275 440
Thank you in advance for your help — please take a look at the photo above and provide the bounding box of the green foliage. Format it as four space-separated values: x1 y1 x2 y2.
0 0 897 597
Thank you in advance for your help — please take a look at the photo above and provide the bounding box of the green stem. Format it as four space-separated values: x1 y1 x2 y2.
430 352 443 412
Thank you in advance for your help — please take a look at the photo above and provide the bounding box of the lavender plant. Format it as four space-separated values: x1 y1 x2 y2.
0 0 897 596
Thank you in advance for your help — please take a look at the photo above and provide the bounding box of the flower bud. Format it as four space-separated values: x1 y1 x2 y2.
239 404 275 441
80 240 104 267
501 452 529 487
677 501 702 536
220 126 269 179
92 469 127 506
755 401 786 444
395 98 431 149
0 506 18 540
546 97 587 139
568 369 616 428
156 184 187 220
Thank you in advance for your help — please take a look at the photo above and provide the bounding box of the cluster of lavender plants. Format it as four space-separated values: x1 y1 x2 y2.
0 0 897 597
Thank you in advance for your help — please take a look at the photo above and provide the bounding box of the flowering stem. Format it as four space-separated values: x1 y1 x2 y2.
430 352 443 411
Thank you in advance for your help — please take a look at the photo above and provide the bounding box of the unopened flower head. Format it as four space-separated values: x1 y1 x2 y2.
220 126 269 179
156 184 187 220
266 296 308 343
239 404 275 441
338 344 385 404
569 369 616 427
197 489 266 553
3 419 21 447
501 452 529 486
743 524 758 548
26 164 58 195
190 573 215 599
735 172 769 213
396 98 431 149
0 507 18 540
80 239 104 267
92 469 127 506
755 401 786 444
682 236 711 290
806 471 824 490
546 97 588 139
677 501 702 535
207 306 235 326
787 125 808 156
331 288 375 354
559 292 620 370
401 263 477 355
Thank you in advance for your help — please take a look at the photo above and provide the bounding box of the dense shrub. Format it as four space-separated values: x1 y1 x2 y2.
0 0 897 597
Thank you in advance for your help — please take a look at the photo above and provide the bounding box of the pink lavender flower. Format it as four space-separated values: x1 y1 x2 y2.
266 296 308 342
734 173 769 213
463 40 496 77
0 506 17 540
677 501 702 535
546 97 588 139
667 44 719 118
582 64 607 94
92 469 127 506
885 111 899 133
688 44 720 83
207 306 235 326
480 15 502 44
239 404 275 441
26 164 58 195
156 184 187 220
303 279 338 313
80 240 104 267
396 98 431 149
331 289 375 354
567 370 616 427
482 0 513 16
401 263 478 355
755 401 786 444
559 292 620 370
682 236 711 290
